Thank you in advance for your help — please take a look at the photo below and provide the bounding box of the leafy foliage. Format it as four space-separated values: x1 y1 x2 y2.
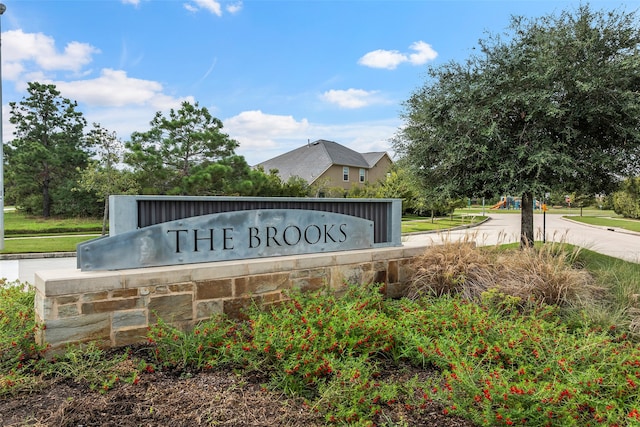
6 83 89 217
0 281 48 394
612 176 640 219
394 6 640 244
124 101 241 195
134 282 640 426
4 249 640 426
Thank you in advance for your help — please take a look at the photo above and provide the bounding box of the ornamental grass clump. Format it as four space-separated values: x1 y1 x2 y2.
407 241 601 307
406 241 492 300
491 245 600 307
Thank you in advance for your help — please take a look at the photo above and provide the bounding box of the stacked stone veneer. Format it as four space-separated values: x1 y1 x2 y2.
34 245 426 352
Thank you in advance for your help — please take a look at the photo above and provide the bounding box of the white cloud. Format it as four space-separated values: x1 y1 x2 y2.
185 0 223 16
226 2 243 14
223 110 310 164
84 105 164 140
225 110 309 144
121 0 141 5
315 119 399 156
358 49 406 70
3 29 99 78
408 41 438 65
184 4 199 13
4 62 24 82
321 89 382 109
35 70 193 143
0 27 193 144
358 40 437 70
55 69 162 107
224 110 399 166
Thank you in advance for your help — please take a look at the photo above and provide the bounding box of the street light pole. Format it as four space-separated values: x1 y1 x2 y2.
0 3 6 250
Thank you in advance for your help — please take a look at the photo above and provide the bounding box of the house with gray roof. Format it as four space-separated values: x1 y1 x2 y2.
255 139 393 191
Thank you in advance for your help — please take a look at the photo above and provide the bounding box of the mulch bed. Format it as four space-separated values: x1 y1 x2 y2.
0 363 479 427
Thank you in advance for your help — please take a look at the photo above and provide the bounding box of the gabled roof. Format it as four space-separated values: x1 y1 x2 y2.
255 139 387 184
361 151 388 167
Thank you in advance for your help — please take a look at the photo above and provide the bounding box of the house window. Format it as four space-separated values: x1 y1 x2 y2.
359 168 365 183
343 167 349 181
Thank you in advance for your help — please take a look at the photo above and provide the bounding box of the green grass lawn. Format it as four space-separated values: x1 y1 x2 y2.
401 214 487 233
3 210 103 236
1 235 100 254
1 209 102 253
566 215 640 233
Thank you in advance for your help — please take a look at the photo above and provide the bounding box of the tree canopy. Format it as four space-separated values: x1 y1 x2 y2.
2 85 325 218
124 101 240 195
393 5 640 245
7 82 89 217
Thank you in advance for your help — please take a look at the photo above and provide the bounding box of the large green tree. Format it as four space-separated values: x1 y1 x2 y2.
125 101 239 195
393 6 640 246
7 82 88 217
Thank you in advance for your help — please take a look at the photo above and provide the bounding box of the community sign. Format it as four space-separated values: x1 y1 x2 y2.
77 209 374 271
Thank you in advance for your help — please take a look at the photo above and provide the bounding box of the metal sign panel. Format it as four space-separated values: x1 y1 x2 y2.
77 209 374 271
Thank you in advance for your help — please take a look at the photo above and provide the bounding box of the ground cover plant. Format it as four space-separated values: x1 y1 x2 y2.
2 243 640 426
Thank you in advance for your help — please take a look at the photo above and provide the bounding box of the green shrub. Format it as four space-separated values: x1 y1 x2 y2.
0 281 48 395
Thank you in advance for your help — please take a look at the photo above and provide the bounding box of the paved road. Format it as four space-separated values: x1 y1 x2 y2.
1 256 77 286
1 214 638 285
404 213 640 262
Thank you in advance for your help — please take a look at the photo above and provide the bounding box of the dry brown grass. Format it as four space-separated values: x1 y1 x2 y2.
406 241 602 307
407 242 492 300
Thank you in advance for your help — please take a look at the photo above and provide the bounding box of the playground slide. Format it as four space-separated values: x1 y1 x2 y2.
490 200 506 210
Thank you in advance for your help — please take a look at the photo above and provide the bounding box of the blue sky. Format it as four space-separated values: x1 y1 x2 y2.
1 0 637 166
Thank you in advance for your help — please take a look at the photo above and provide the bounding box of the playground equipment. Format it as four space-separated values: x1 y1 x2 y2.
490 196 518 210
490 200 506 209
490 195 542 210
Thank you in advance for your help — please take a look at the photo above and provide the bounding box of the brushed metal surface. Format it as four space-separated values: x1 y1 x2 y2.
78 209 374 271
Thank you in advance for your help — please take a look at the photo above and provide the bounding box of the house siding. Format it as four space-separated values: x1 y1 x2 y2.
255 140 392 191
367 155 393 184
317 165 352 190
312 156 392 190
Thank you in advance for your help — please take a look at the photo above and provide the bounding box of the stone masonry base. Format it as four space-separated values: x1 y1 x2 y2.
34 245 427 352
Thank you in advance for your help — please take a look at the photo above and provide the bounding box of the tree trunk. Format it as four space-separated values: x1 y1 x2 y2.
102 196 109 236
42 180 51 218
520 191 534 248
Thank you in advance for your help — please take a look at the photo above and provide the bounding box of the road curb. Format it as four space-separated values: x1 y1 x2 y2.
0 252 76 261
561 216 640 237
402 216 491 237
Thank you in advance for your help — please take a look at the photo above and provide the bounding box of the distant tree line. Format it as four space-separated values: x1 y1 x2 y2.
3 82 314 220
